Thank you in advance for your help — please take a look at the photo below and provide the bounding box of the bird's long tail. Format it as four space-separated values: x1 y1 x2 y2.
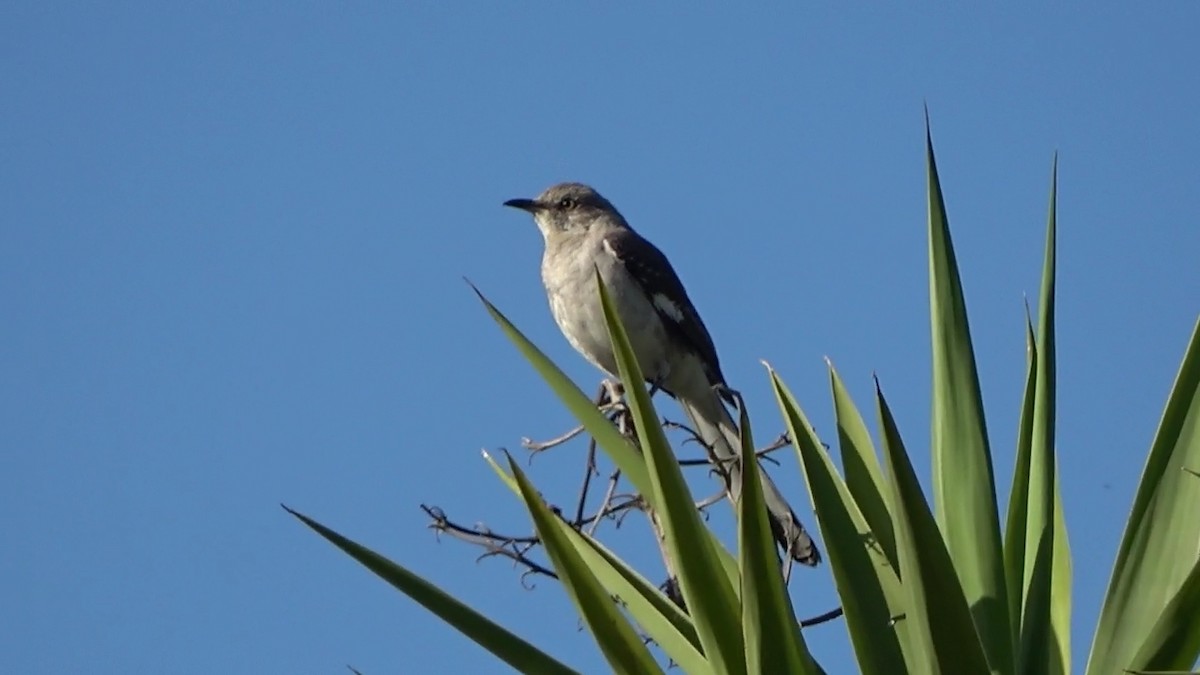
678 390 821 566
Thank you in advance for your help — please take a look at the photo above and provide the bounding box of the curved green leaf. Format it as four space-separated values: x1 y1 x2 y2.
598 272 746 675
1126 556 1200 672
877 381 991 674
474 284 740 587
1017 156 1065 675
1088 318 1200 674
771 369 909 675
1004 311 1038 654
508 455 664 675
471 286 653 505
284 506 578 675
828 360 897 572
480 451 708 673
734 397 817 675
1048 473 1073 675
925 119 1012 675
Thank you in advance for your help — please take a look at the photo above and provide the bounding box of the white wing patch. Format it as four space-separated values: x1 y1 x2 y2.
652 292 685 323
603 236 686 325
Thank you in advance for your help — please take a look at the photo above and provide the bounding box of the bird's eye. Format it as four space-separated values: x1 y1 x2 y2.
558 197 577 210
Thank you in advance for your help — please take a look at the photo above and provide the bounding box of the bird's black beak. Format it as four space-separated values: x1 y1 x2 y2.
503 198 542 213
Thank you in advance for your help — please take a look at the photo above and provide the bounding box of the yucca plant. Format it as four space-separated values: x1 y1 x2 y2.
287 122 1200 674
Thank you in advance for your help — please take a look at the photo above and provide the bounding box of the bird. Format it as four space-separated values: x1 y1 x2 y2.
503 181 820 566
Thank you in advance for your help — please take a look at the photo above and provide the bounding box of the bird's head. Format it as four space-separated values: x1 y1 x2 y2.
504 182 625 241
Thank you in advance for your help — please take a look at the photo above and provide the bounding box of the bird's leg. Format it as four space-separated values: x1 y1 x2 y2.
601 374 680 440
601 378 644 443
611 375 668 446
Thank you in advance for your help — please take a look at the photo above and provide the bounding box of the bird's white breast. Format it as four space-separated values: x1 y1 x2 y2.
541 235 670 381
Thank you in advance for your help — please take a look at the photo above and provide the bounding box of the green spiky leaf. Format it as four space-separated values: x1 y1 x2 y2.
285 506 578 675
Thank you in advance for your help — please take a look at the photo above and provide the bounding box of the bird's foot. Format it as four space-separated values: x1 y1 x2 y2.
600 378 625 407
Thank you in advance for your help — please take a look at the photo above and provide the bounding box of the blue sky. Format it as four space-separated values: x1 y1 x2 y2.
3 4 1198 673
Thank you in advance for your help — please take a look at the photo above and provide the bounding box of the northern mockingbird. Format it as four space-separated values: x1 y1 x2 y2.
504 182 820 566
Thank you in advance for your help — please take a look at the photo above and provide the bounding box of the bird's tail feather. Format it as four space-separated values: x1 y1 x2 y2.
678 392 821 566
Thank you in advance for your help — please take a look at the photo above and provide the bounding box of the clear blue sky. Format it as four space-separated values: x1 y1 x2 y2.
3 4 1197 673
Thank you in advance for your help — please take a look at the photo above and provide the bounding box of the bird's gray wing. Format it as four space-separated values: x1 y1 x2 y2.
601 230 820 566
600 229 728 391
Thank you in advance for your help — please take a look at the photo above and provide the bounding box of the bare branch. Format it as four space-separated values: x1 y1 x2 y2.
422 504 541 545
522 424 588 454
572 439 599 525
800 606 845 628
675 431 791 467
694 489 728 513
423 375 845 641
422 505 558 584
586 468 623 536
520 380 624 456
